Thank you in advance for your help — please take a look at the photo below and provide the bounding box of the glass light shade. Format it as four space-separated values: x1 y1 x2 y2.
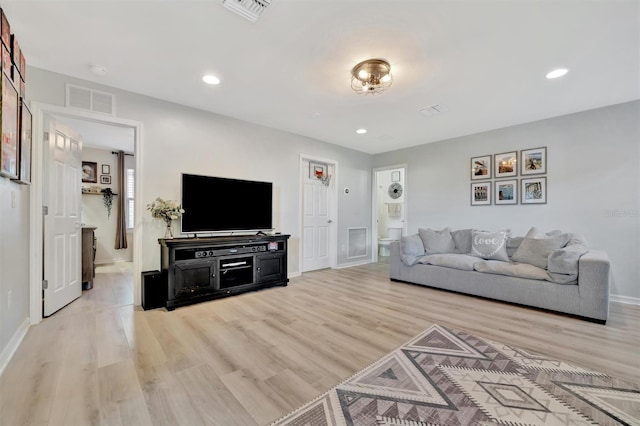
350 59 393 95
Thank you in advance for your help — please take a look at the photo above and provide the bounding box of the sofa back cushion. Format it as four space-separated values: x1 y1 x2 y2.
418 228 457 254
470 230 510 262
512 227 570 269
400 234 426 266
452 229 473 254
506 236 523 258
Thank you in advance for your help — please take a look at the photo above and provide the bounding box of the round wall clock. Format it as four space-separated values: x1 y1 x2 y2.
388 183 403 199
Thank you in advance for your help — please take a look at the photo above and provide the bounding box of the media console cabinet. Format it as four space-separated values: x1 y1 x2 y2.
159 234 289 310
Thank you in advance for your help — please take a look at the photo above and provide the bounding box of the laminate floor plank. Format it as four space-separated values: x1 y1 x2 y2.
176 363 257 426
1 261 638 426
97 358 153 426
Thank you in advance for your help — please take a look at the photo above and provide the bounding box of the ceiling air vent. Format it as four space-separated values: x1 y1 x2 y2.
222 0 271 22
418 104 449 117
66 84 116 116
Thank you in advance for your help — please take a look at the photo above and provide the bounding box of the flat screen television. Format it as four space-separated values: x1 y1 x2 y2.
181 173 273 233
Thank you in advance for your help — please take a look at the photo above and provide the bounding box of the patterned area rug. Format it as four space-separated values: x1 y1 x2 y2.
270 325 640 426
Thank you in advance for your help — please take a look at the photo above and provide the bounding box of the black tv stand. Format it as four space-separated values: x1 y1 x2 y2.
159 234 289 310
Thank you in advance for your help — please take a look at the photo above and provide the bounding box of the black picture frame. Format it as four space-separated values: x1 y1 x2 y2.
100 175 111 185
82 161 98 183
0 72 18 179
14 98 31 184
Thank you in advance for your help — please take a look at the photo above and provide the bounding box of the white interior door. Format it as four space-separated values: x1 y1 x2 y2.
43 117 83 316
302 163 331 272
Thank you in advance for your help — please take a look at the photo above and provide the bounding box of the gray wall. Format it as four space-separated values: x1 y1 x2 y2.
27 67 373 275
374 101 640 300
0 178 30 361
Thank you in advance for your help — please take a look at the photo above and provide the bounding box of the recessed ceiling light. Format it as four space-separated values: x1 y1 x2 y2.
89 64 107 76
546 68 568 79
356 128 367 134
202 74 221 85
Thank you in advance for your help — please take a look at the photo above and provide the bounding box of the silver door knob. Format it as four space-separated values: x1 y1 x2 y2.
327 220 333 223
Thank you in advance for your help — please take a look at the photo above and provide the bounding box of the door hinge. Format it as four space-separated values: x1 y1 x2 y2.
43 206 48 215
42 280 48 290
44 131 49 141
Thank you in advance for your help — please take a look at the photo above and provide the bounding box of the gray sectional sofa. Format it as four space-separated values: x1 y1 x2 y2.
389 228 610 323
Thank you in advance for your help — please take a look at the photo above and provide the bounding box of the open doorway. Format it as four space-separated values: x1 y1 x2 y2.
372 165 407 263
55 116 136 312
29 102 143 324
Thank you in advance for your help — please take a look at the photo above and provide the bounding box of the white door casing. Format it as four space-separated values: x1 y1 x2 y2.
43 118 82 316
372 165 408 262
302 162 331 272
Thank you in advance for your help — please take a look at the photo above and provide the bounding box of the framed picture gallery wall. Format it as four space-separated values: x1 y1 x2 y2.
0 8 29 185
469 147 548 206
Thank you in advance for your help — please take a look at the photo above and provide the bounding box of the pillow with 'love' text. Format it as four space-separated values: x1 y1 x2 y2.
470 230 510 262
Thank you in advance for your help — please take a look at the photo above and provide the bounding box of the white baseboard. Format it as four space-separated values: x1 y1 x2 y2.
0 317 30 376
610 294 640 305
288 271 300 279
336 259 372 269
95 259 133 266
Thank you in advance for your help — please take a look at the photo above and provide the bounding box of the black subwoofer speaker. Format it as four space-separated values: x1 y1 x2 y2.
142 270 167 310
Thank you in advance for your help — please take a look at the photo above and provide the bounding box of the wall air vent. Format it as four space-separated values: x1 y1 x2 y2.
348 227 367 259
417 104 449 117
222 0 271 22
66 84 116 116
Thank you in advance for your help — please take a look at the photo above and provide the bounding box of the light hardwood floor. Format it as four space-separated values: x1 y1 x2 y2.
1 261 638 426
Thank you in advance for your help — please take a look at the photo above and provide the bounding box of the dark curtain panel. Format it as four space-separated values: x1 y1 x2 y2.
115 151 128 249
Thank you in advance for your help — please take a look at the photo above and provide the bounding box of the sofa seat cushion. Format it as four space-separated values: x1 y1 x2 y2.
417 253 481 271
474 260 550 281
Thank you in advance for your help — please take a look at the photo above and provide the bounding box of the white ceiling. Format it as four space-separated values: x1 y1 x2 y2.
54 116 135 153
4 0 639 155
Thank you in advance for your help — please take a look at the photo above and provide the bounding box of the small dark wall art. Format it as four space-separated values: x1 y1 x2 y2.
82 161 98 183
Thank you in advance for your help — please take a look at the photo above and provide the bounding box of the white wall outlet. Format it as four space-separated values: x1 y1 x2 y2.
7 290 12 309
11 191 15 208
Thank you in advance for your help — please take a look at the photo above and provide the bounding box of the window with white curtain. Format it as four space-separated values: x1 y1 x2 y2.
126 168 135 229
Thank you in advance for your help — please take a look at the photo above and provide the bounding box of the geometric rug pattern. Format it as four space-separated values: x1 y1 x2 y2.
270 324 640 426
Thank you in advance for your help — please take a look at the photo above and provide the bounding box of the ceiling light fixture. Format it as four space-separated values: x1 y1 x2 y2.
202 74 221 85
351 59 393 95
546 68 568 79
356 128 367 134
